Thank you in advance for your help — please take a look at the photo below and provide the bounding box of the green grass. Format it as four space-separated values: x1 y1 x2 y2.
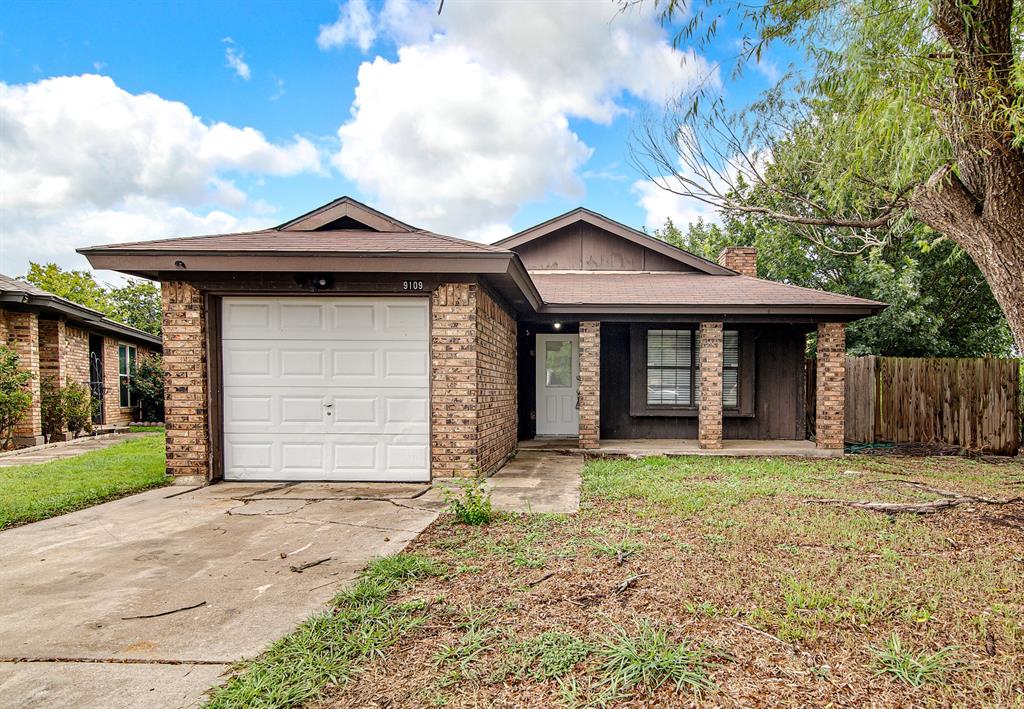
871 633 956 686
129 424 165 433
594 620 727 695
0 433 168 529
206 553 445 709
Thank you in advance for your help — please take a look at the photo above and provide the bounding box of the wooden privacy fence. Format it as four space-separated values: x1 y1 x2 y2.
808 356 1021 454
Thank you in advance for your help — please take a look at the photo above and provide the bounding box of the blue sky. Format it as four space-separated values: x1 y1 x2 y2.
0 0 789 280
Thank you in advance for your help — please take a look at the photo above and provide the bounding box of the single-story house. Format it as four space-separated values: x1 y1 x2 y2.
0 273 162 446
80 197 885 485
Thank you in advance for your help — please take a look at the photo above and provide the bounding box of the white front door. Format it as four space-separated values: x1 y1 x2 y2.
535 333 579 436
221 296 430 482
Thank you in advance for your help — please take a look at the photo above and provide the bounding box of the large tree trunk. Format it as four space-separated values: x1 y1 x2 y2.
909 0 1024 351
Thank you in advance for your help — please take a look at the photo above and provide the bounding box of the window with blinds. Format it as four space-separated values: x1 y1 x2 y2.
646 328 740 408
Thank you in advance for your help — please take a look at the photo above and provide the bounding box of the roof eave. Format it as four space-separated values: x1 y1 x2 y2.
0 292 162 346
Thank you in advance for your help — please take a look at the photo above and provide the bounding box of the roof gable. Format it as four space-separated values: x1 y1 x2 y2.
276 196 418 233
494 208 734 275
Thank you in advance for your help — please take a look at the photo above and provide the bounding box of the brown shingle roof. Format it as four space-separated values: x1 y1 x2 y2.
531 272 884 308
83 228 504 254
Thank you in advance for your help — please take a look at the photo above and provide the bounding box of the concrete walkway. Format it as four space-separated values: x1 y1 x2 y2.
0 482 438 709
0 432 152 468
422 450 582 514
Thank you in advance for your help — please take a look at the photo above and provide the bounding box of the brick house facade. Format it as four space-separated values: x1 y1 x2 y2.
82 197 885 484
0 274 161 447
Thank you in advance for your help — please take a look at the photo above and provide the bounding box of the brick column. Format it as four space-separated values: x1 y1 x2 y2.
698 321 723 449
431 284 479 477
8 311 43 446
162 281 209 484
816 322 846 449
578 321 601 449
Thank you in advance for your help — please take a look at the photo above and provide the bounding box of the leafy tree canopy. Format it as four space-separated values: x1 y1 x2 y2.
23 263 162 336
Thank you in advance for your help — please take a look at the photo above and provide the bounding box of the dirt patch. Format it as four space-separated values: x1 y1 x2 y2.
315 455 1024 708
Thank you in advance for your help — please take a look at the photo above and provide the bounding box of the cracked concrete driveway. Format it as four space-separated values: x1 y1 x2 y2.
0 482 438 709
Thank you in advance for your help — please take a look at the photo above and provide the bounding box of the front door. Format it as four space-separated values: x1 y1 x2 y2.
535 334 579 436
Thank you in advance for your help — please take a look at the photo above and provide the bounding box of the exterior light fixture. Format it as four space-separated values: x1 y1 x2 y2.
553 322 562 330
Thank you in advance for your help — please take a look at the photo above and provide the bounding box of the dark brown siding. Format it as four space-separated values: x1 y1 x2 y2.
513 223 697 272
600 323 807 440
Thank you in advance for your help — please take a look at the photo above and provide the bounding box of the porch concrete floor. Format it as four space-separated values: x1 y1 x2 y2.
519 438 843 458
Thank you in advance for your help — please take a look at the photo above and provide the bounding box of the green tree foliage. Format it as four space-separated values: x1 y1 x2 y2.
637 0 1024 350
657 217 1013 357
130 354 165 423
0 346 34 449
24 262 162 336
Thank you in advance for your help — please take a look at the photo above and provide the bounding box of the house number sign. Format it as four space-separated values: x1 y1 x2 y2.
402 280 425 291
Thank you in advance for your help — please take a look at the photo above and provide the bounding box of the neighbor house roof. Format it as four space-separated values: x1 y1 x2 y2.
0 273 162 347
531 272 886 316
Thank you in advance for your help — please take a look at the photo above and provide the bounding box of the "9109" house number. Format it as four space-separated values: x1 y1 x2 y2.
402 280 424 291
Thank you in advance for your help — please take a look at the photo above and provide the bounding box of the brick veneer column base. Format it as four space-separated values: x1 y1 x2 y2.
698 322 723 449
9 311 43 446
578 321 600 449
816 322 846 450
162 281 210 485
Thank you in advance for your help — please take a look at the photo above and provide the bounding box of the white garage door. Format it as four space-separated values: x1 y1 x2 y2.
221 296 430 481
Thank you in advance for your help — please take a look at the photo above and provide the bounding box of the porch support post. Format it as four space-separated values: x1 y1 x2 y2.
698 321 723 449
578 320 600 449
815 322 846 449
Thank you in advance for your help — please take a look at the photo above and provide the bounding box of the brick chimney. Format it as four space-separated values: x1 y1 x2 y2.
718 247 758 278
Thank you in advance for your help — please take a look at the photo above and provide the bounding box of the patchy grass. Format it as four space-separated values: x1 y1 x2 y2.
0 433 168 529
227 453 1022 708
205 553 445 709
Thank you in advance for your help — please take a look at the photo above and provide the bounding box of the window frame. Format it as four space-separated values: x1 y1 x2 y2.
118 342 137 408
629 324 755 418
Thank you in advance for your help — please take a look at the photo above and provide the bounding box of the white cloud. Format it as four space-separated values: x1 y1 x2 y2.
0 196 272 277
317 0 377 52
328 0 718 238
0 73 321 276
633 179 722 231
0 74 321 211
223 39 252 80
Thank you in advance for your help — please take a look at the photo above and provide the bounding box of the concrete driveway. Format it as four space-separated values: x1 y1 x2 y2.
0 482 438 709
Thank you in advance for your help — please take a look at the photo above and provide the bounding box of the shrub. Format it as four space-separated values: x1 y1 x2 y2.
62 379 92 438
443 473 495 525
40 376 94 441
130 354 165 422
0 346 33 449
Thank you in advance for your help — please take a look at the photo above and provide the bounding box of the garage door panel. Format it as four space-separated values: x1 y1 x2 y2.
224 433 428 481
223 340 427 387
224 387 428 434
222 296 430 481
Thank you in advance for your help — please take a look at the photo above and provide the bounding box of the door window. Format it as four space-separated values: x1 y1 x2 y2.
544 340 573 387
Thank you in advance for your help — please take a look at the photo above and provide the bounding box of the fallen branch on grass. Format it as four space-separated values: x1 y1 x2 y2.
527 571 556 587
289 557 331 573
122 601 206 620
805 485 1022 515
613 573 648 594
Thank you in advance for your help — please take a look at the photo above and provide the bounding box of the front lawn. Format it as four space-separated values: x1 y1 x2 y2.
208 454 1024 708
0 433 169 529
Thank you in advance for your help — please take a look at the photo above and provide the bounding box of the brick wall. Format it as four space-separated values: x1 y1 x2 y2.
65 326 90 387
718 247 758 277
39 319 66 386
162 281 209 483
579 321 600 449
8 311 42 443
431 283 518 477
816 322 846 449
476 288 518 472
698 321 724 449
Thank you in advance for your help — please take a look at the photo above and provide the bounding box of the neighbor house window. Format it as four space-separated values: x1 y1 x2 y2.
118 343 137 407
642 328 740 409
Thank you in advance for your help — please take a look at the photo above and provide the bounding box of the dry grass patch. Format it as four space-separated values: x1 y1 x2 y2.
307 454 1024 707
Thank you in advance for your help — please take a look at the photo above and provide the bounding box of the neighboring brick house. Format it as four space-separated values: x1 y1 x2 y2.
81 197 884 485
0 274 162 447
